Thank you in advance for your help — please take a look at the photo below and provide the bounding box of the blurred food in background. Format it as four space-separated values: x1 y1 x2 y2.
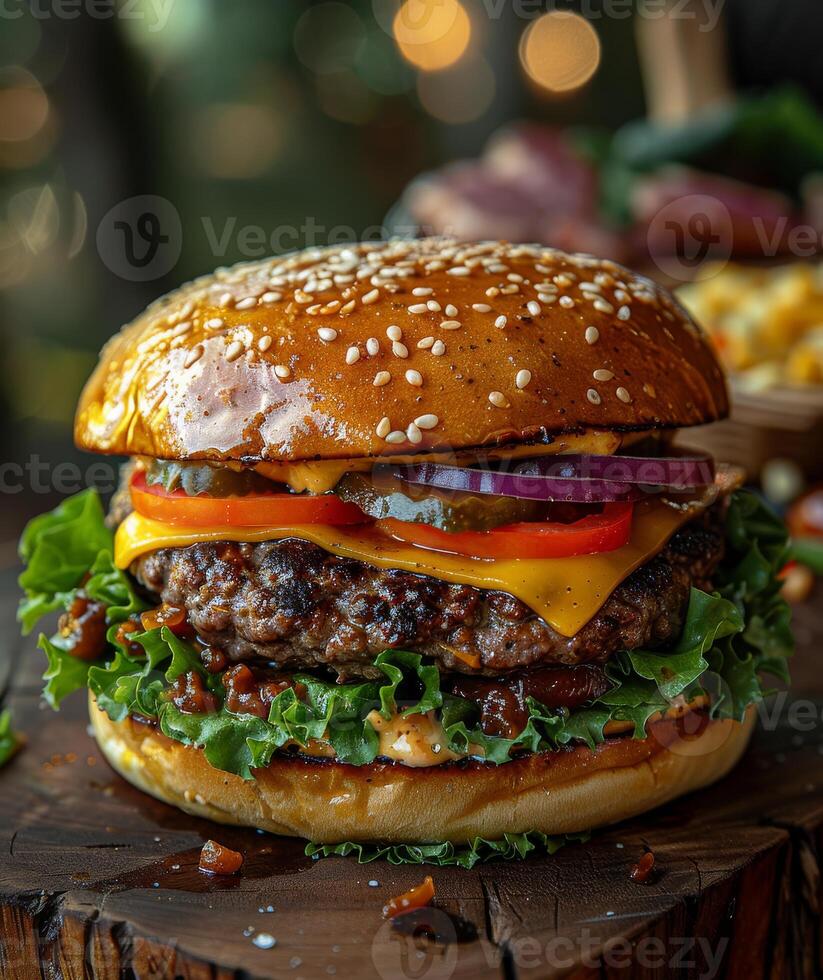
679 262 823 389
394 86 823 269
673 261 823 499
784 486 823 598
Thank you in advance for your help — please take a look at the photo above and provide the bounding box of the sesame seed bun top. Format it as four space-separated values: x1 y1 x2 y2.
74 238 728 463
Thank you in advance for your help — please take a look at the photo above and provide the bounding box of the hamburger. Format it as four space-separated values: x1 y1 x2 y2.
18 239 793 865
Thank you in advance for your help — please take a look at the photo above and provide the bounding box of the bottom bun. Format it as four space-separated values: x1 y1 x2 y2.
90 692 755 844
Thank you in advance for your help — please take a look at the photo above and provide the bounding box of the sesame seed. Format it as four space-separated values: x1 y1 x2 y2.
235 297 256 310
593 369 614 381
408 304 428 314
405 369 423 387
440 320 461 330
526 300 541 317
417 336 434 349
507 272 524 283
431 340 446 356
495 315 507 329
515 369 532 390
392 341 409 358
593 298 614 314
554 274 572 287
217 291 233 306
225 340 244 362
426 300 441 312
616 386 632 403
184 345 204 368
579 282 601 293
414 413 439 429
587 388 602 405
472 303 491 313
385 430 406 444
406 422 423 444
501 284 520 295
258 335 273 352
205 317 224 330
261 291 281 304
447 266 470 277
559 296 575 308
445 304 458 318
585 326 600 345
538 293 557 304
617 305 631 321
489 391 509 408
361 288 380 305
412 287 433 296
366 337 379 356
274 364 291 379
317 327 338 342
386 325 402 342
376 416 391 438
340 299 356 315
346 346 360 365
486 287 500 298
170 321 191 338
373 371 391 387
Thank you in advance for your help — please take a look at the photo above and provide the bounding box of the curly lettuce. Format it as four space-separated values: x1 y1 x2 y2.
305 831 590 869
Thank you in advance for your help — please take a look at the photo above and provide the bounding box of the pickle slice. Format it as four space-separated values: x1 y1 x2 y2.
144 460 281 497
334 470 550 532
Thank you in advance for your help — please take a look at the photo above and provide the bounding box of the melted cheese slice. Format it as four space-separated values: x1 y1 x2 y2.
114 496 705 637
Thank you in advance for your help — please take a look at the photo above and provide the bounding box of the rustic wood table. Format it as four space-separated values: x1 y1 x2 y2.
1 569 822 980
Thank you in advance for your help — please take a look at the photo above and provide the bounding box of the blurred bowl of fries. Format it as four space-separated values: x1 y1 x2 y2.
677 262 823 484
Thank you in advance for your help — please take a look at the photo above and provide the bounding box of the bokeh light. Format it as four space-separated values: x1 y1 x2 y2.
293 2 366 75
417 54 495 124
316 70 377 125
189 103 283 179
519 11 601 94
0 68 54 169
393 0 471 72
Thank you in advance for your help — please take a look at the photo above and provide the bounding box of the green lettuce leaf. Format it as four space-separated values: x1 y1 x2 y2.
18 490 114 633
17 488 148 707
39 633 93 709
0 708 20 768
305 831 590 869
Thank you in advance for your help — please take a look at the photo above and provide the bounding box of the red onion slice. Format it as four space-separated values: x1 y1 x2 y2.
391 452 714 504
516 453 715 488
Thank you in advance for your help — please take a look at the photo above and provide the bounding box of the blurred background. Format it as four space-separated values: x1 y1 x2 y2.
3 0 823 575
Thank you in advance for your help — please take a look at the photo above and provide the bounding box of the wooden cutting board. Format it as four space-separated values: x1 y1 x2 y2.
1 572 822 980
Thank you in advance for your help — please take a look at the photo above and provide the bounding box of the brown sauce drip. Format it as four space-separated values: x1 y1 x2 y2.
450 664 611 738
223 664 306 719
58 593 108 661
169 671 219 714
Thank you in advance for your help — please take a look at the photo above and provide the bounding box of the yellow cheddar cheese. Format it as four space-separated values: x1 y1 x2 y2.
114 496 702 637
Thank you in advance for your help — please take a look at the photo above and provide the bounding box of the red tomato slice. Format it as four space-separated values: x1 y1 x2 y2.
130 472 368 527
377 503 634 559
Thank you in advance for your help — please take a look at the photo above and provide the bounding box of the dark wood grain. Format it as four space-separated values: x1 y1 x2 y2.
1 577 822 979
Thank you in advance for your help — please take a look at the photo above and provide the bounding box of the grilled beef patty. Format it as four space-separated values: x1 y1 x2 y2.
131 503 726 679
